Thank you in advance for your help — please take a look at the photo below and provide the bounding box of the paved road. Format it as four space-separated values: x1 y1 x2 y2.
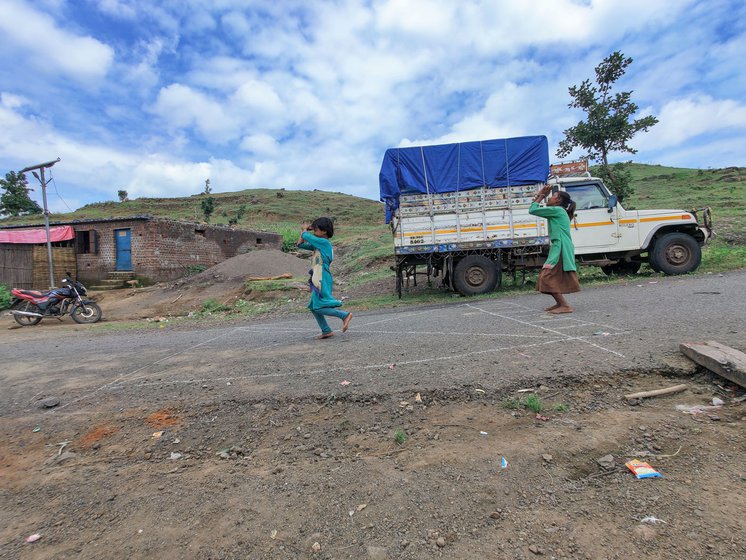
1 270 744 416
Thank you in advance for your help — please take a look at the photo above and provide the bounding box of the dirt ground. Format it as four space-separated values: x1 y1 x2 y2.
89 249 313 321
1 366 744 560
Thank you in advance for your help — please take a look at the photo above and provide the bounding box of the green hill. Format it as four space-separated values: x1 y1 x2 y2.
624 164 745 244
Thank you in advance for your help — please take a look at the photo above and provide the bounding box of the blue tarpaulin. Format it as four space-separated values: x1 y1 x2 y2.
379 135 549 223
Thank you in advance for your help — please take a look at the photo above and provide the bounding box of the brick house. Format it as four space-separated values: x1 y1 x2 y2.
0 216 282 289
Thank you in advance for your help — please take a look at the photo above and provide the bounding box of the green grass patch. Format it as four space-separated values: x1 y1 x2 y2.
699 241 746 273
521 394 543 413
245 278 302 292
394 428 408 445
501 394 544 412
200 298 231 313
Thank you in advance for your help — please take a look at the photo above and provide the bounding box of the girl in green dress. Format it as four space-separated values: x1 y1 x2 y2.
529 185 580 314
297 217 353 339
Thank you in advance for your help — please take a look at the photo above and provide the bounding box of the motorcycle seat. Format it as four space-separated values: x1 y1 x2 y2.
15 289 46 297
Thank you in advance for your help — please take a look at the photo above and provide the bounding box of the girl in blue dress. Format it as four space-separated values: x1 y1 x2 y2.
297 217 353 339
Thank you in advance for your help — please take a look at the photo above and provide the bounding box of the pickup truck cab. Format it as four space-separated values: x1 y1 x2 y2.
553 174 713 275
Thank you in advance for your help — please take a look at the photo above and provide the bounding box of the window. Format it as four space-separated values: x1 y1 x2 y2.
564 183 608 211
76 230 98 254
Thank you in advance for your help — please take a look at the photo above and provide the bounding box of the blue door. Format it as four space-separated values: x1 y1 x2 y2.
115 228 132 271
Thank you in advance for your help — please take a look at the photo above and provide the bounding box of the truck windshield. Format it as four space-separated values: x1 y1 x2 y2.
564 183 608 210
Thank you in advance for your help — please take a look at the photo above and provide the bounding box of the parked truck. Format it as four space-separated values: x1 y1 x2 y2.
379 135 713 296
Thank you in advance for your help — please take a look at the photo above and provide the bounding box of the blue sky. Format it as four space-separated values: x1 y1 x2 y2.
1 0 744 213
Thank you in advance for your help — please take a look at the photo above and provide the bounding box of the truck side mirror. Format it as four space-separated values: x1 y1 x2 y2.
607 195 618 213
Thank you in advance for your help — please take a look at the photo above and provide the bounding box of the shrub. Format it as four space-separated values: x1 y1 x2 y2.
0 283 12 310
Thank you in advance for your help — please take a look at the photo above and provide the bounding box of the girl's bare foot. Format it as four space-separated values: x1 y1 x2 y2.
316 332 334 339
544 304 561 312
549 306 573 314
342 313 353 332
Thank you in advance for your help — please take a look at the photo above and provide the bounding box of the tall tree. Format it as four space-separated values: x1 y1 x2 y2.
201 196 215 223
0 171 43 217
117 189 129 202
556 51 658 167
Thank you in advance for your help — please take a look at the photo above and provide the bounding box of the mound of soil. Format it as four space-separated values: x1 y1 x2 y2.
179 249 310 286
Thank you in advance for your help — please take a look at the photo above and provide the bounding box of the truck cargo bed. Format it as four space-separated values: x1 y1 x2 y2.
393 184 549 254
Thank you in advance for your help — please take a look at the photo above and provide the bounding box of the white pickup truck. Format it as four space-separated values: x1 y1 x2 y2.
380 136 713 296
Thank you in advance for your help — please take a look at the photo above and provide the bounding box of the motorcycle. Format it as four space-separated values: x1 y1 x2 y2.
9 272 102 326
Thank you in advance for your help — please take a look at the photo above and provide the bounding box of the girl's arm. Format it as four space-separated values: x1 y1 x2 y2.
298 231 328 251
529 202 566 218
297 223 314 250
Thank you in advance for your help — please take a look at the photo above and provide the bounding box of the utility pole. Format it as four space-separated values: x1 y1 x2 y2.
19 158 61 288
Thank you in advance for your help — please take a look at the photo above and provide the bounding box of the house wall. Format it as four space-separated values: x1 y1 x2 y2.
75 219 282 283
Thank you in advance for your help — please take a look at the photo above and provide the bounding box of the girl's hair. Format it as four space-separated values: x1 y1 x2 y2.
555 191 576 219
311 217 335 238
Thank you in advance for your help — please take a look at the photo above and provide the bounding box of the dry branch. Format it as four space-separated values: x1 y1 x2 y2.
624 384 688 401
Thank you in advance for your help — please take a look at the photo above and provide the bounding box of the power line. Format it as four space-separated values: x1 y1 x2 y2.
48 169 74 212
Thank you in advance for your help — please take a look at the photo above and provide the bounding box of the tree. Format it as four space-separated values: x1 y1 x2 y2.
203 178 211 194
118 189 129 202
0 171 42 217
201 196 215 223
594 162 634 204
556 51 658 168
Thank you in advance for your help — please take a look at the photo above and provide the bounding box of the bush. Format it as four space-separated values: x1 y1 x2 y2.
0 283 12 310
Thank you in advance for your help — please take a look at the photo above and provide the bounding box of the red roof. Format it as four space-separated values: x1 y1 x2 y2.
0 225 75 244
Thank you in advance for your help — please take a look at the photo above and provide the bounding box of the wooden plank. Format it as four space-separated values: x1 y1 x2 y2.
680 341 746 389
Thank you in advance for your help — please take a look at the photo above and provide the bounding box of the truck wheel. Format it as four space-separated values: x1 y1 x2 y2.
453 256 499 296
650 233 701 275
647 254 662 272
601 261 641 276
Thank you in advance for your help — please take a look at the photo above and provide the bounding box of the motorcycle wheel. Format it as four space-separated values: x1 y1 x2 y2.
71 302 102 324
13 301 43 326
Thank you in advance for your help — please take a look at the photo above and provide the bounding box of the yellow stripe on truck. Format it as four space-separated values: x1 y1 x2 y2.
575 215 692 228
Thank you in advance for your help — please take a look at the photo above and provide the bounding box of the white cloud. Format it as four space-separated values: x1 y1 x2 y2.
152 84 240 143
0 91 29 109
231 80 284 116
0 0 114 81
93 0 137 19
635 96 746 149
240 133 280 156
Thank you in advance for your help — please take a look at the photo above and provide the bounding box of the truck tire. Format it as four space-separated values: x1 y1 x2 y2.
601 261 641 276
453 256 499 296
647 254 662 273
649 233 701 275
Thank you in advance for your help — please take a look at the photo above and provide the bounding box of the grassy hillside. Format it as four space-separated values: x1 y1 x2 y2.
623 164 745 244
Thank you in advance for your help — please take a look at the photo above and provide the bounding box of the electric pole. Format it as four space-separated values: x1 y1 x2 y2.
19 158 61 288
